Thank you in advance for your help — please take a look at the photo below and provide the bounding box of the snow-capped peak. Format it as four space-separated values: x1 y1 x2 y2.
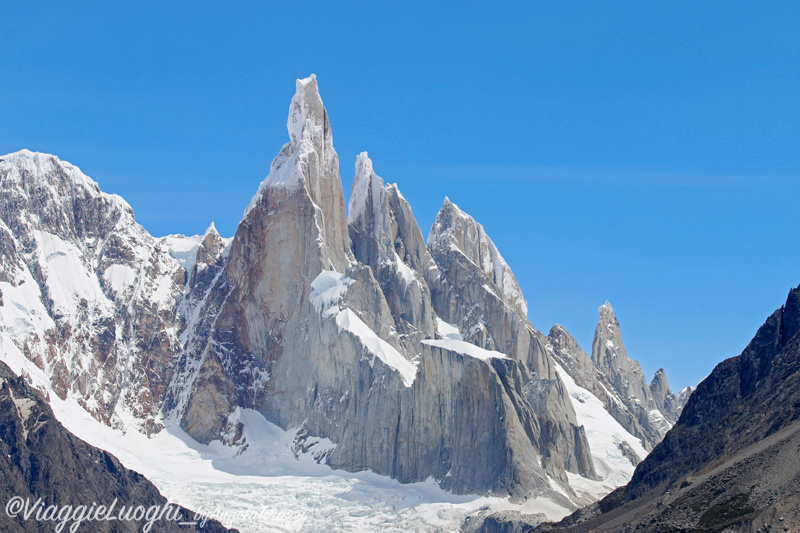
348 152 386 226
1 149 129 212
428 197 529 316
287 74 325 149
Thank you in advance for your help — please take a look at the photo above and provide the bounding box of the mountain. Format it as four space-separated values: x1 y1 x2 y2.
547 302 680 454
0 360 233 532
0 75 683 527
528 283 800 532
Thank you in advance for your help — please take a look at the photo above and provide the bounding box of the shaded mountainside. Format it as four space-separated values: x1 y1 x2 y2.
524 284 800 533
0 360 234 532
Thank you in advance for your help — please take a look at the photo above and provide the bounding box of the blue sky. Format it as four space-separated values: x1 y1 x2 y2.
2 1 798 390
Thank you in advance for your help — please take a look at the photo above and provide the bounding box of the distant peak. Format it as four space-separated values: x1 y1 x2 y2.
348 152 384 225
598 301 617 321
297 73 316 86
354 151 374 178
204 221 219 236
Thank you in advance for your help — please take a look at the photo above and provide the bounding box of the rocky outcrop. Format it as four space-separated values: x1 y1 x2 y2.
158 76 593 500
531 284 800 533
0 150 185 434
427 198 552 379
649 368 678 422
676 385 694 416
0 360 234 533
590 302 676 448
547 324 649 457
347 152 438 347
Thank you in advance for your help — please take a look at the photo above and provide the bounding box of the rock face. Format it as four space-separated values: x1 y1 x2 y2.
428 198 551 376
675 385 694 416
530 284 800 533
0 150 185 434
589 302 677 448
0 360 233 533
0 75 682 510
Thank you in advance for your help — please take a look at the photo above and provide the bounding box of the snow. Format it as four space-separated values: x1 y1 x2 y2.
647 409 672 435
428 197 528 316
422 338 507 361
0 272 56 339
554 363 647 491
436 318 463 341
160 233 205 270
245 75 323 216
0 150 128 211
347 152 382 226
287 74 318 147
31 387 570 532
34 230 113 315
103 264 137 295
337 309 418 387
310 271 354 314
310 271 418 387
394 253 416 287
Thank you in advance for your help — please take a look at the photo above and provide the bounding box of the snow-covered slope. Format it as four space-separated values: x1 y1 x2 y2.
0 149 185 434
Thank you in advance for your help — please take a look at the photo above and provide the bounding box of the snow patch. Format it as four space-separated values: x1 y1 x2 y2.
310 271 417 387
103 264 137 295
394 253 416 287
436 318 463 341
422 338 507 361
337 309 417 387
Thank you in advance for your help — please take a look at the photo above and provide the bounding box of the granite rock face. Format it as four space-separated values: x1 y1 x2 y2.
590 302 677 448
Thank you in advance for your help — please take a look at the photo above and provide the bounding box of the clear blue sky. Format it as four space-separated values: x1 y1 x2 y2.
2 2 799 391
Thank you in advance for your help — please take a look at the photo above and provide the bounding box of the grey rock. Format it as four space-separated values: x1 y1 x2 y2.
427 197 552 379
590 301 674 448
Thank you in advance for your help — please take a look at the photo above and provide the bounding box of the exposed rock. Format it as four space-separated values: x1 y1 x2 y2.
0 150 185 434
590 302 675 448
427 197 551 379
347 152 437 347
531 284 800 533
0 360 234 533
163 76 588 500
676 385 694 416
0 75 685 512
649 368 678 422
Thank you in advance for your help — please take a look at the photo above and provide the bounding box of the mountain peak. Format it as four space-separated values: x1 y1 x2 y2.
650 368 669 392
428 198 528 316
287 74 325 149
599 300 616 318
348 151 385 226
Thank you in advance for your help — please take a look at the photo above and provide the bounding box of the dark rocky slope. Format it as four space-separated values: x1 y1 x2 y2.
0 360 234 532
524 283 800 533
